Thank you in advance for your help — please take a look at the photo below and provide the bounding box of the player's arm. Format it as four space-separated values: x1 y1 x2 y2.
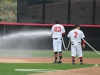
67 37 70 39
81 31 85 48
51 26 53 35
81 39 85 49
67 31 71 39
62 32 66 36
62 26 66 36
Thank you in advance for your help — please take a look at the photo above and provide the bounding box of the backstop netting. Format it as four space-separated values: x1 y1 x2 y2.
18 0 100 24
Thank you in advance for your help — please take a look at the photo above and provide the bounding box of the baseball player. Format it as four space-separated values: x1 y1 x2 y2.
67 24 85 65
51 19 65 63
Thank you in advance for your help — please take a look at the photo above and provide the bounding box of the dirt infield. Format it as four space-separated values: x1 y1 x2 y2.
0 57 100 64
29 67 100 75
0 57 100 75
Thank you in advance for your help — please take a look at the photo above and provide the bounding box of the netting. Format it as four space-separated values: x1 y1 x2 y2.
17 0 100 24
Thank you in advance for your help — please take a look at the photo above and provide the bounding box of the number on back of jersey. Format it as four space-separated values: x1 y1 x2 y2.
74 32 78 38
54 26 61 32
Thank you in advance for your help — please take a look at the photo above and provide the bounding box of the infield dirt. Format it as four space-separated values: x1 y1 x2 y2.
29 67 100 75
0 57 100 64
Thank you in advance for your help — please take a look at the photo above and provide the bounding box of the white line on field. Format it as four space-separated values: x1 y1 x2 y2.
15 69 62 72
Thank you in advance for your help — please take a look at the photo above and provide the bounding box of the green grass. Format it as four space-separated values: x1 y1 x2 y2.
0 50 100 58
0 63 97 75
82 51 100 58
63 51 100 58
0 50 100 75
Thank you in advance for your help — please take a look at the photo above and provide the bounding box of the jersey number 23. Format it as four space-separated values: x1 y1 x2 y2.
54 26 61 32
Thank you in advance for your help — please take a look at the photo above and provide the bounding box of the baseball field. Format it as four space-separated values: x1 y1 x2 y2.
0 50 100 75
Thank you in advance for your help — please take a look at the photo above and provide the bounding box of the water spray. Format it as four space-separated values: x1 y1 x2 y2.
0 29 51 50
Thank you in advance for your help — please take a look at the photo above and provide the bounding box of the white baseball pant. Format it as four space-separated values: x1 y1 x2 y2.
53 38 62 52
71 43 83 57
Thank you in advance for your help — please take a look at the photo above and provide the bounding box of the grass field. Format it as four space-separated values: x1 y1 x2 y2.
0 63 98 75
0 50 100 75
0 50 100 58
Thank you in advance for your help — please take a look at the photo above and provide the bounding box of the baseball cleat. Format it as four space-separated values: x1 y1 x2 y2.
71 62 75 65
80 62 83 65
58 60 62 64
53 60 58 64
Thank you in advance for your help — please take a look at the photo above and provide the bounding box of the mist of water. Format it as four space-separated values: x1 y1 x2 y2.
0 29 51 50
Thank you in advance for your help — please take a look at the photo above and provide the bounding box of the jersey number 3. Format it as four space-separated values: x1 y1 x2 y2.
54 26 61 32
74 32 78 38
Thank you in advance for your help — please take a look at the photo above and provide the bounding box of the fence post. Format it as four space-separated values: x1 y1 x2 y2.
42 0 45 23
93 0 96 24
68 0 71 24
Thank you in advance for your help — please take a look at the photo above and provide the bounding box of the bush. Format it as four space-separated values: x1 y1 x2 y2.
0 0 17 22
0 16 4 21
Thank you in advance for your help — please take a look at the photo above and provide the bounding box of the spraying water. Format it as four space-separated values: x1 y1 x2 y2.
0 29 51 50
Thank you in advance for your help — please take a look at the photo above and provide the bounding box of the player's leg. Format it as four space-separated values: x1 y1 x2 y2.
58 39 62 63
71 44 76 65
53 39 58 63
58 51 62 63
54 52 58 63
76 44 83 65
79 57 83 65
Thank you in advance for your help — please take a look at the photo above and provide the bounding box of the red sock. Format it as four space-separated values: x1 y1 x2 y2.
79 57 83 62
54 54 58 61
72 56 75 63
59 53 62 60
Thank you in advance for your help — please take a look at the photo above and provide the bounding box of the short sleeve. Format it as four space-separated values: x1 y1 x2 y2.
62 26 65 33
67 31 71 38
51 26 53 35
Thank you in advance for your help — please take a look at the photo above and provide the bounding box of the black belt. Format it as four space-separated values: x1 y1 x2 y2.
54 38 58 40
71 42 81 45
54 38 62 40
71 42 81 43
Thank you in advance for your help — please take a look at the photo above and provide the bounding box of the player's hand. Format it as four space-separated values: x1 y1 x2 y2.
82 44 85 49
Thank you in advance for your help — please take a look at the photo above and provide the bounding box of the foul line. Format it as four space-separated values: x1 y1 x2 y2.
15 69 61 72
